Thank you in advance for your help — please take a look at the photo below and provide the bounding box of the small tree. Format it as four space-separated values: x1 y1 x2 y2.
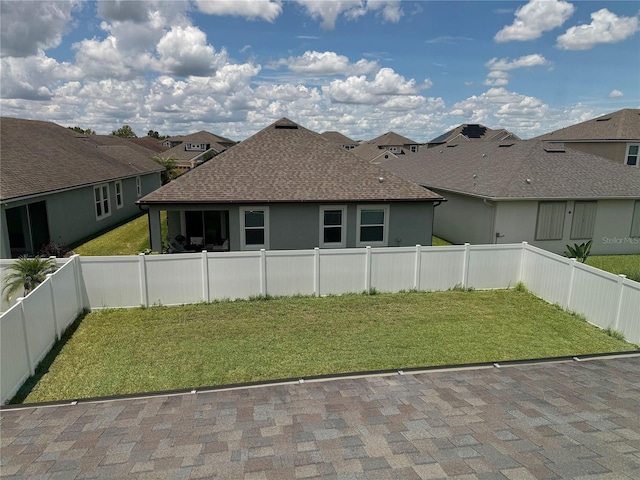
2 256 58 302
152 154 180 184
112 125 137 138
147 130 160 139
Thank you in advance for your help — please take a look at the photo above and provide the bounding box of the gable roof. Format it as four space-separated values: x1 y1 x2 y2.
140 118 441 204
0 117 163 201
427 124 520 145
381 140 640 200
369 131 419 146
351 143 399 164
534 109 640 142
164 130 236 147
321 131 357 145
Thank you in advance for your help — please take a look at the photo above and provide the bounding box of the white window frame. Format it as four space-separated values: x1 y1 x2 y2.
625 144 639 166
356 205 389 247
319 205 347 248
570 201 597 240
631 200 640 238
535 201 566 241
410 145 418 153
115 180 123 209
240 206 269 250
136 176 142 197
94 184 111 220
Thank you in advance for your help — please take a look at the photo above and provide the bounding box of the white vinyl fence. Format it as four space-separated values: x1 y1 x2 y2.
1 243 638 404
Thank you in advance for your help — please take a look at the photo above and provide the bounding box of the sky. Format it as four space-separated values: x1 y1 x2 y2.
1 0 639 142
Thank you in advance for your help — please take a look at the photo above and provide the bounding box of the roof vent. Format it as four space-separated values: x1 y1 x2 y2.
274 119 298 129
544 142 566 153
446 144 457 148
596 117 611 122
498 143 514 147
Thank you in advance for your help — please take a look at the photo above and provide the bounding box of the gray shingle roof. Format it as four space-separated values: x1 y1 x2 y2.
534 109 640 141
1 117 164 201
427 124 520 145
351 143 399 163
369 131 419 146
320 131 357 145
381 139 640 200
140 118 442 204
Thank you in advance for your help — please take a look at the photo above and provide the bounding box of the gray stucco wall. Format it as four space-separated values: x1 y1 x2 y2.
431 190 494 244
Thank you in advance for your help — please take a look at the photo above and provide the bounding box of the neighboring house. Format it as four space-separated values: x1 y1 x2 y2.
368 132 421 154
159 131 237 172
425 123 520 149
320 131 359 150
139 118 442 253
128 136 170 154
351 143 400 164
0 117 164 258
381 140 640 255
533 108 640 166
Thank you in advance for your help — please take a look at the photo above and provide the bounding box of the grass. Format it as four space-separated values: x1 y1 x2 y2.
15 289 636 404
431 236 452 246
73 212 167 256
586 254 640 282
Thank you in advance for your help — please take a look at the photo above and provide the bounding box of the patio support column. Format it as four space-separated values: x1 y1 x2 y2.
148 207 162 253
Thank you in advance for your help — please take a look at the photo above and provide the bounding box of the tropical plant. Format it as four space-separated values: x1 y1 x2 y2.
564 240 592 263
152 154 180 184
2 256 58 302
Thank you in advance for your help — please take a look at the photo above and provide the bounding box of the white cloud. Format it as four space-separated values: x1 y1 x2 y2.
556 9 639 50
495 0 574 42
0 0 80 57
484 54 549 86
0 54 82 100
156 26 228 77
609 89 623 98
295 0 402 30
323 68 424 104
194 0 282 22
276 51 379 75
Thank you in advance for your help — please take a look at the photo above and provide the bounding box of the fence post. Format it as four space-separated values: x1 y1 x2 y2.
314 248 320 297
201 250 210 303
461 243 470 288
566 258 577 310
46 273 60 340
613 274 627 331
17 298 35 376
519 242 528 284
260 249 267 296
414 245 422 290
71 255 83 313
364 246 372 293
138 253 149 307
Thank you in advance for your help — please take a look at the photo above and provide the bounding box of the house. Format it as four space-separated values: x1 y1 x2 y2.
533 108 640 166
351 143 400 164
425 124 520 149
128 136 170 154
0 117 163 258
139 118 442 253
368 132 421 153
158 131 237 173
381 140 640 255
320 131 359 150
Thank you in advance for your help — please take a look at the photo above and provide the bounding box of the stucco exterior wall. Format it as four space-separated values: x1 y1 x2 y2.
430 190 494 244
564 142 628 165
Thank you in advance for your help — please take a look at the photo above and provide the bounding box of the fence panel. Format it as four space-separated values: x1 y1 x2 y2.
370 247 415 292
569 264 627 329
208 252 263 300
51 259 82 333
145 254 204 306
618 280 640 343
265 251 315 297
419 247 465 291
467 245 523 289
79 256 141 308
0 304 30 405
521 246 572 306
21 282 57 367
318 249 367 296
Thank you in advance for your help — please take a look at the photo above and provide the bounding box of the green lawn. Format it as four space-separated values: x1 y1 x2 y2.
73 212 167 256
586 255 640 282
15 289 636 404
431 236 452 246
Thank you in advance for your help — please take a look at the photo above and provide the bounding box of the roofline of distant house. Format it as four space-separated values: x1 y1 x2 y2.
425 186 640 202
137 196 444 206
1 172 162 205
539 138 640 143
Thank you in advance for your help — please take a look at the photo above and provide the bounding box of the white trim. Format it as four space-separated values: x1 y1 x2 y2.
356 204 389 247
94 184 111 220
319 205 347 248
115 180 123 209
625 143 639 167
240 206 269 250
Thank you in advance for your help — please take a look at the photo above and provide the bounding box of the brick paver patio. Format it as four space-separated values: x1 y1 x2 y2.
1 355 639 479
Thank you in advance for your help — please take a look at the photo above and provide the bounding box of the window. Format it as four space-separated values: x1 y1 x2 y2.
625 144 639 166
535 202 566 240
240 207 269 250
570 201 597 239
320 206 346 248
631 201 640 237
357 205 389 246
410 145 418 153
94 184 111 220
115 180 123 209
136 176 141 197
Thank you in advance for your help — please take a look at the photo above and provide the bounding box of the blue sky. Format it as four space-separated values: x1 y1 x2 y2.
1 0 638 142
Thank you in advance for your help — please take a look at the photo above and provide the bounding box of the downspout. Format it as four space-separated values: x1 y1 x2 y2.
137 201 153 250
432 200 444 245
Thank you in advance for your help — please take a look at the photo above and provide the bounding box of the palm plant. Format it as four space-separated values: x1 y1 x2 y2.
564 240 592 263
2 256 58 302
